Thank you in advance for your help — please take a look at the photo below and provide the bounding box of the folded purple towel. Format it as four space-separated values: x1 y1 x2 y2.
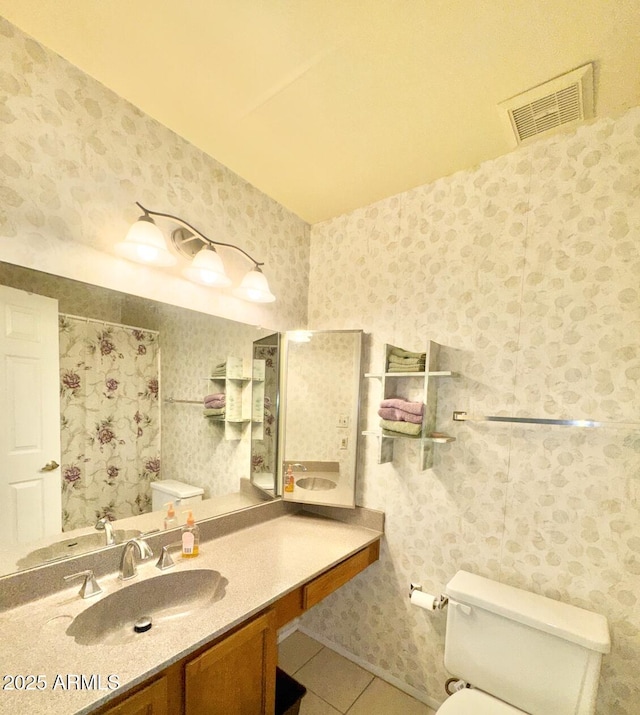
380 398 424 416
205 399 225 409
378 407 423 424
204 393 226 408
204 392 225 403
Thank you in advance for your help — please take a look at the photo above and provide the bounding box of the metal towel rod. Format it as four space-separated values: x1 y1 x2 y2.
452 411 639 430
164 397 203 405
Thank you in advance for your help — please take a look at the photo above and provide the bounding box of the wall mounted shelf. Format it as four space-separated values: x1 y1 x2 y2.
363 341 455 470
364 370 455 379
205 357 264 440
363 430 455 443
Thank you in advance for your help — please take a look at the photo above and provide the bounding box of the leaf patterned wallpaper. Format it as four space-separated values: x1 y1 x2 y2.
302 108 640 713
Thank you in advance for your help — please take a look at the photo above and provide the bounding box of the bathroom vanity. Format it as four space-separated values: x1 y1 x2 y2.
0 509 382 715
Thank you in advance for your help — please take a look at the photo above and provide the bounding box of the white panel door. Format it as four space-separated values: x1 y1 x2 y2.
0 285 61 545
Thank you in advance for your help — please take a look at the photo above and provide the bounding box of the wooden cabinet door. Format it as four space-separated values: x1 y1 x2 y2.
99 676 168 715
185 609 276 715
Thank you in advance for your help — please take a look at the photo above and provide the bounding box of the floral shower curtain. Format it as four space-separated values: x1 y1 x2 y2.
59 315 160 531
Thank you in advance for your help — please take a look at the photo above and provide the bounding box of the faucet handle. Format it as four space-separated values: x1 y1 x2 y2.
156 542 183 571
64 569 103 599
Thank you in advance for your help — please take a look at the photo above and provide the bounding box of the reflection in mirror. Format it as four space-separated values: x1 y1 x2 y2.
250 333 281 497
58 314 161 530
280 330 363 509
0 261 274 577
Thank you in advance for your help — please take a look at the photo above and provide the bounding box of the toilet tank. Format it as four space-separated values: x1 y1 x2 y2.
150 479 204 512
444 571 610 715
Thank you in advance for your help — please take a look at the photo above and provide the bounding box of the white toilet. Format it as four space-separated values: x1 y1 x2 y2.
150 479 204 512
436 570 610 715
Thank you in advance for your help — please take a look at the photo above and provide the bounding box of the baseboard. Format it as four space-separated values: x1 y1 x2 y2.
277 618 301 643
297 625 442 711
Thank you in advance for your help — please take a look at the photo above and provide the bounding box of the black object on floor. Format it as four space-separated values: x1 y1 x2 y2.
275 667 307 715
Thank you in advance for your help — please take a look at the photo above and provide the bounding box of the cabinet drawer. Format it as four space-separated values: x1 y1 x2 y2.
97 676 168 715
303 541 379 610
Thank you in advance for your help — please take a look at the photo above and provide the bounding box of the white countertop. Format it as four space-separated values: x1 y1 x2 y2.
0 513 381 715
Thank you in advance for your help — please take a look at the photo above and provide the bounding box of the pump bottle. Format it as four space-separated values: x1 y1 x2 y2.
164 502 178 530
284 465 295 493
181 510 200 558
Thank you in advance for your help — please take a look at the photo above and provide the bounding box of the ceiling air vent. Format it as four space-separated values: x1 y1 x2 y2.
499 63 594 146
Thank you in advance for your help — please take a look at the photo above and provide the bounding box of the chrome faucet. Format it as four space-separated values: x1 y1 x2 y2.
95 517 115 546
290 463 308 471
120 538 153 580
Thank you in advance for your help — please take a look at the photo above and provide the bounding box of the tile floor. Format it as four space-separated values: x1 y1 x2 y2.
278 631 437 715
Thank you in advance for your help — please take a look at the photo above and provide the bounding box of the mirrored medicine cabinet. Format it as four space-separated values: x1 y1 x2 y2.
275 330 363 509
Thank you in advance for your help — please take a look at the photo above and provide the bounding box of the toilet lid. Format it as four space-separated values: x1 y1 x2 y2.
150 479 204 498
437 688 528 715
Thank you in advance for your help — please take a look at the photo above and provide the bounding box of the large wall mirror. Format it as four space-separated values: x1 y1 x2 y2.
279 330 363 509
0 261 274 577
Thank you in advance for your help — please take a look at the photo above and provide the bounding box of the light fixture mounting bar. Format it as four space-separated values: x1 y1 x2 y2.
135 202 264 267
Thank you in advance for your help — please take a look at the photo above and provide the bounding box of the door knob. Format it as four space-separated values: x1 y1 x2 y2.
41 460 60 472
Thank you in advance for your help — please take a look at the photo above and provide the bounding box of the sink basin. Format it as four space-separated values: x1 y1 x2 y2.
17 529 142 569
296 476 337 491
66 569 228 646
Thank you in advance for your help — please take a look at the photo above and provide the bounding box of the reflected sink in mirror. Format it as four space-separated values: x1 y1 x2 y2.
296 476 338 491
66 569 227 646
16 529 142 570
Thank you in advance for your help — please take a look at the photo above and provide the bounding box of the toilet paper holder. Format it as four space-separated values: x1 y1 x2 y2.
410 583 449 611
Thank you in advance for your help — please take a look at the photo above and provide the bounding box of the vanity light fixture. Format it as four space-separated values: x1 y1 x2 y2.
115 209 177 267
116 203 276 303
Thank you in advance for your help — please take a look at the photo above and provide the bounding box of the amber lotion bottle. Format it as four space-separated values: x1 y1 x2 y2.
181 511 200 558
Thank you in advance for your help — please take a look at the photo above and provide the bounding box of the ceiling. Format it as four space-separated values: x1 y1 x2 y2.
1 1 639 223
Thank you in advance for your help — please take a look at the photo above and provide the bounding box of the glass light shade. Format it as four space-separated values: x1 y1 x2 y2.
232 267 276 303
115 216 176 267
183 246 232 287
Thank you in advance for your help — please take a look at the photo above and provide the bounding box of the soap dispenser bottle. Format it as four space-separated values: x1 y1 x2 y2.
181 511 200 558
164 502 178 530
284 465 294 493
